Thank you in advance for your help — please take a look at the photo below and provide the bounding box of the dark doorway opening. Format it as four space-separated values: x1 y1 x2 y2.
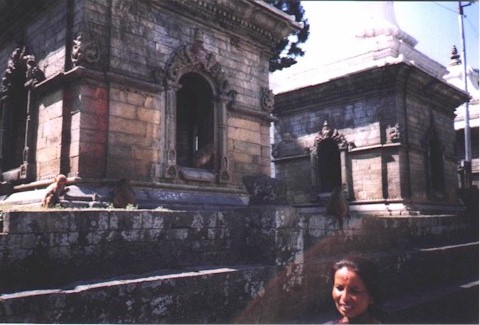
176 73 214 169
1 60 27 174
317 138 341 193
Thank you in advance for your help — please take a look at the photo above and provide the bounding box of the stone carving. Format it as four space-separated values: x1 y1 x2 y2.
271 143 280 158
165 29 231 96
1 47 45 98
71 34 100 67
314 121 354 150
386 123 400 143
242 174 287 205
219 156 230 182
24 55 45 88
166 165 178 178
261 86 274 112
152 67 164 83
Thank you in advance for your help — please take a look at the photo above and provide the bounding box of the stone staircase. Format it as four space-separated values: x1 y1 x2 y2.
0 206 478 323
288 210 479 324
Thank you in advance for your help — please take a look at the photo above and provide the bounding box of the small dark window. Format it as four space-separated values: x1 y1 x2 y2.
317 138 341 193
428 138 445 193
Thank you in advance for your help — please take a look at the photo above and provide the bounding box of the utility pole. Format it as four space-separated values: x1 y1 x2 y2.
458 0 473 188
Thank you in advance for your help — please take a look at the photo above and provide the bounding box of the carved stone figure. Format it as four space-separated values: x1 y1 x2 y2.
71 34 100 67
42 174 70 208
261 87 274 112
315 121 354 150
24 55 45 88
386 123 400 143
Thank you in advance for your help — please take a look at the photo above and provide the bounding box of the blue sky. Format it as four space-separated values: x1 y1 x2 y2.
271 1 479 87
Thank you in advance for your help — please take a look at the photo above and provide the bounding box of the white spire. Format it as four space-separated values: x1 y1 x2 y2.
355 1 417 46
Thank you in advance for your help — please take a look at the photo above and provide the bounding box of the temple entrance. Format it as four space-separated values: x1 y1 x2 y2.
317 138 341 193
0 48 28 179
176 73 214 170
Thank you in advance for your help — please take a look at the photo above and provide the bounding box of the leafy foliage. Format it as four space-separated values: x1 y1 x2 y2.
266 0 310 72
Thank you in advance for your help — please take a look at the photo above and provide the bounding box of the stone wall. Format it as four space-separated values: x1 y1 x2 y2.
1 0 296 190
0 205 477 323
273 63 468 207
0 206 301 293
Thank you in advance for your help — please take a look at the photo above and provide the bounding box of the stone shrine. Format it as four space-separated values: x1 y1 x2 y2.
0 0 298 207
0 2 477 324
272 2 469 212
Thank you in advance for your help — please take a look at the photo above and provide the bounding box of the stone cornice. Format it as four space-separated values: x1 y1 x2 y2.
273 63 469 117
34 66 163 94
156 0 299 52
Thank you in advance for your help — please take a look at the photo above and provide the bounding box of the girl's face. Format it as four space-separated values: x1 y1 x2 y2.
332 266 372 322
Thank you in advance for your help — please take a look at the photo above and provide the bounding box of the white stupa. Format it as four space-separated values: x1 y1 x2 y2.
272 1 450 93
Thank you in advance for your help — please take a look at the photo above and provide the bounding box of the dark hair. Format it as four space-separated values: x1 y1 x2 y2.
331 256 385 322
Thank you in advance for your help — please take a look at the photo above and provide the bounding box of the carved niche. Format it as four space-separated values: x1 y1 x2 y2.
163 29 235 183
306 121 354 199
0 47 45 181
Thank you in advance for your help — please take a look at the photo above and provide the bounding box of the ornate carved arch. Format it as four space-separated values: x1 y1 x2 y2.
165 29 231 96
307 121 354 201
314 120 354 150
162 30 234 183
1 47 45 182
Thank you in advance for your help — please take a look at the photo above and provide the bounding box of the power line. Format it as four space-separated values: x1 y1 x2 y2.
465 16 479 39
433 1 458 14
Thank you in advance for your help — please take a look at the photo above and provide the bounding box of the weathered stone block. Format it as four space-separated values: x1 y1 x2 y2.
242 174 288 205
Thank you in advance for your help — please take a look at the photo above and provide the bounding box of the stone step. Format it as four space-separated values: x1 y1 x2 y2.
1 240 476 323
303 213 477 256
287 277 479 324
301 240 479 316
383 277 479 324
0 264 273 323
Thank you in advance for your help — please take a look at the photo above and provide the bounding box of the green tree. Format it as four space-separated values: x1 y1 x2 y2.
266 0 310 72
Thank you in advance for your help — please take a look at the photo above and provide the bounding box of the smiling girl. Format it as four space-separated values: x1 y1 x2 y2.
330 257 384 324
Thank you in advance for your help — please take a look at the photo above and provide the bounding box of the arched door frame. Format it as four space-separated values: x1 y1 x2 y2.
0 47 44 183
163 30 234 183
307 121 354 200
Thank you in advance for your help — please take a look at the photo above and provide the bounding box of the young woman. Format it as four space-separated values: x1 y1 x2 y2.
330 257 384 324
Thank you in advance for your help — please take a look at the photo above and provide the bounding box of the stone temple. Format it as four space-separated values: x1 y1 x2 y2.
272 2 469 213
0 0 296 207
0 1 478 323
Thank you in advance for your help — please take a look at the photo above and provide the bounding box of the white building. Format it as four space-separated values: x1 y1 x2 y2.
444 45 479 187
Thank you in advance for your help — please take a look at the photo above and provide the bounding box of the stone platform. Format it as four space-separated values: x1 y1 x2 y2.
0 205 477 323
